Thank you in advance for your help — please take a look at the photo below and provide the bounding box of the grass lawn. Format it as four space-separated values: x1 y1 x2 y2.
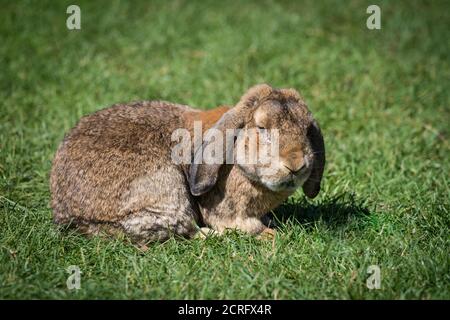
0 0 449 299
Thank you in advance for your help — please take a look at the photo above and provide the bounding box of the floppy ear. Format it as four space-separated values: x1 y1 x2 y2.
189 84 272 196
302 119 325 198
189 109 238 196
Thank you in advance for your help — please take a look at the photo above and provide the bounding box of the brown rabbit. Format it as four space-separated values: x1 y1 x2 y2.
50 84 325 243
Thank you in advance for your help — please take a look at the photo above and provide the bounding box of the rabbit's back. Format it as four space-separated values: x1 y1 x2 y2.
50 101 195 227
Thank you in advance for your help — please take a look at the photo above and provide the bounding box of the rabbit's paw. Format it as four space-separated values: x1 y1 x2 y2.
256 228 277 241
135 243 149 252
194 227 219 239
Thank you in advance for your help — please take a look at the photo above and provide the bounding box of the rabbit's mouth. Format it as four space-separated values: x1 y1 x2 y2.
280 180 297 190
261 172 308 192
238 154 313 192
279 176 306 192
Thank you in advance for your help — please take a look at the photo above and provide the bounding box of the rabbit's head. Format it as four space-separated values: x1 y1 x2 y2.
189 84 325 198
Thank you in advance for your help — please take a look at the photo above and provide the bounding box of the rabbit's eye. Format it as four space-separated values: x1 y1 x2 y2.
257 125 265 130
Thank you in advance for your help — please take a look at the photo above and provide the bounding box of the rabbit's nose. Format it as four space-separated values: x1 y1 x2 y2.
282 161 305 175
280 147 304 174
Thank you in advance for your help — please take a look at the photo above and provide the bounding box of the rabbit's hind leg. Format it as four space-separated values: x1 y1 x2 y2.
74 220 125 239
120 209 198 243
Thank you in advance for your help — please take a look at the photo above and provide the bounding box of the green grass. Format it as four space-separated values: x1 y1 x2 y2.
0 0 449 299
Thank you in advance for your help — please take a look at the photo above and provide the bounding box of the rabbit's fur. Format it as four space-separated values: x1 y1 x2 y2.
50 84 325 242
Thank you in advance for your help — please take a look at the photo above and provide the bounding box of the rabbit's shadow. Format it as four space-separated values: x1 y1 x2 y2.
269 193 371 229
